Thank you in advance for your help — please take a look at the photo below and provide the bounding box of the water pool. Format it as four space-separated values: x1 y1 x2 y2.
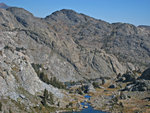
64 95 107 113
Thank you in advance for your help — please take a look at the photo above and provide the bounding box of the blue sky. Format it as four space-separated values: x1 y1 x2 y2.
1 0 150 26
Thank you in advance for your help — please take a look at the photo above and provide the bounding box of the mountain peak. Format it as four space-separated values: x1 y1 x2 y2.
138 25 150 31
0 3 9 9
45 9 78 19
59 9 78 14
45 9 102 26
45 9 86 25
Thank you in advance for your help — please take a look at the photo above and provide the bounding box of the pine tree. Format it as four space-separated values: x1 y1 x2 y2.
44 89 48 99
41 89 54 106
42 89 48 106
0 102 2 111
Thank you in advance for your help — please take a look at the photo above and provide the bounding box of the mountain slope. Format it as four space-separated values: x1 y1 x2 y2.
0 7 150 82
0 7 149 82
0 6 150 112
0 3 9 9
138 25 150 31
45 9 150 70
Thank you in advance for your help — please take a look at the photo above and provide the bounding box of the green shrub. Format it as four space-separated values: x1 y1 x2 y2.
81 85 88 93
44 89 49 99
70 81 76 86
4 45 10 49
49 77 66 89
39 72 49 83
48 92 54 105
41 98 47 106
31 63 42 73
9 109 13 113
32 63 66 89
76 87 83 95
68 102 73 107
66 102 73 108
92 82 99 88
42 89 54 106
0 102 2 111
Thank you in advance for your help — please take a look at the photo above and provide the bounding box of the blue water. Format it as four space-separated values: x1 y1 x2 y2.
64 95 107 113
84 95 91 99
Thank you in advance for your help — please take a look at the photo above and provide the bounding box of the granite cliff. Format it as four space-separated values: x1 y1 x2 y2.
0 6 150 112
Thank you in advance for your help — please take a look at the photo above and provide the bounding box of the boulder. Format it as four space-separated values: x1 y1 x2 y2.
122 71 136 82
87 84 96 92
117 71 137 82
117 77 126 82
108 84 116 88
138 68 150 80
124 80 150 91
119 92 127 100
131 80 149 91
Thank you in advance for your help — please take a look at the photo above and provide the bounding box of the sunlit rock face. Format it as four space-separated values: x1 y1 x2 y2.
0 6 150 112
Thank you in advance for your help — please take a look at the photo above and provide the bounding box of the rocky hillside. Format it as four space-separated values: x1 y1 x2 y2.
0 6 150 112
45 9 150 70
138 25 150 31
0 3 9 9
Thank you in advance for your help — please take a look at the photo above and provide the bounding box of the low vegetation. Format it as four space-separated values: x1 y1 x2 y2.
0 102 2 111
31 63 66 89
41 89 54 106
66 102 73 108
75 85 88 95
76 87 83 95
49 77 66 89
92 82 99 88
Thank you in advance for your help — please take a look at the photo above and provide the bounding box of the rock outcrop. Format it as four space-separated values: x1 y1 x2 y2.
0 6 150 113
138 68 150 80
0 31 65 97
122 68 150 91
0 7 130 82
0 3 9 9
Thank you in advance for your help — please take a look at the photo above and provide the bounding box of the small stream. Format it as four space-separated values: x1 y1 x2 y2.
64 95 107 113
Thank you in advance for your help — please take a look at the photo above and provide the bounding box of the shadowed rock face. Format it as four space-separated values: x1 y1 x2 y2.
139 68 150 80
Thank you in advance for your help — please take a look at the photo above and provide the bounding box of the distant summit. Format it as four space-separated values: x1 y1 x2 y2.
138 25 150 31
0 3 9 9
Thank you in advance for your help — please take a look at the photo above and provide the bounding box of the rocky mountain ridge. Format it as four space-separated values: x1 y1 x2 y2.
138 25 150 31
0 3 9 9
0 6 150 112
